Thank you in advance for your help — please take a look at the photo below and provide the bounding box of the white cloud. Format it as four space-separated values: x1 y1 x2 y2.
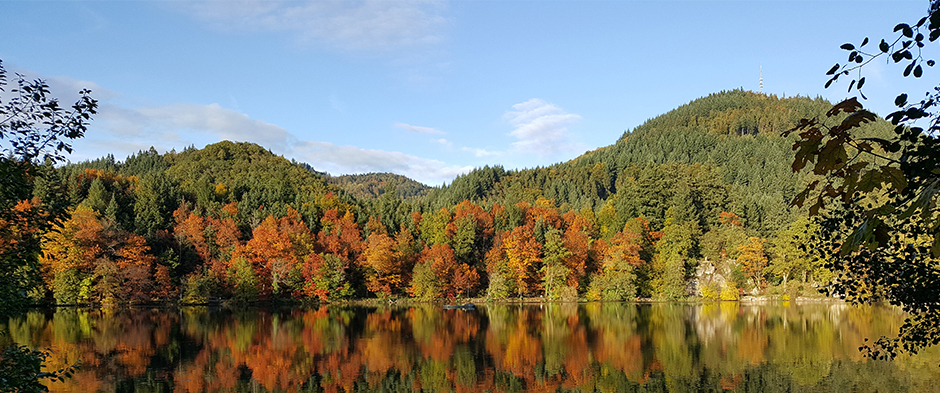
94 101 469 184
433 138 453 147
293 140 471 184
504 98 583 157
396 122 445 134
461 147 501 158
179 0 449 51
6 64 468 184
100 102 296 152
6 64 118 101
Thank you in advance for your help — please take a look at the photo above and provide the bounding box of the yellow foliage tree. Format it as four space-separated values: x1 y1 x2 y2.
737 237 768 292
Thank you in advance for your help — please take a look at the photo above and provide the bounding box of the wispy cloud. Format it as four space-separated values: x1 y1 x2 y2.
100 103 296 152
504 98 583 157
433 138 453 147
396 122 445 135
179 0 449 52
293 140 471 184
7 64 118 101
461 147 501 158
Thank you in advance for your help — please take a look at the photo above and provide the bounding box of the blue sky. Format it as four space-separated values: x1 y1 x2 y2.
0 1 928 185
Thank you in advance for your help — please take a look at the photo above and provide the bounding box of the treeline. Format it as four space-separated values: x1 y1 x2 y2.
10 90 895 305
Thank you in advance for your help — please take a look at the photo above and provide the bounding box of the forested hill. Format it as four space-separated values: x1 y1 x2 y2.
326 172 431 199
57 141 355 236
423 89 891 237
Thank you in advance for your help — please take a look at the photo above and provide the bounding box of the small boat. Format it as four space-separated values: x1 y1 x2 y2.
443 303 476 311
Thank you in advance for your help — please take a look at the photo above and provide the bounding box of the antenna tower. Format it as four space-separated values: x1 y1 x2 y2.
759 66 764 94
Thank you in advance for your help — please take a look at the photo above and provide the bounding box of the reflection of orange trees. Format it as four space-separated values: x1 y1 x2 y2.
176 309 322 393
737 325 768 365
586 303 646 383
548 305 594 391
174 349 239 393
596 334 644 382
11 304 935 393
410 306 480 367
7 309 176 393
485 307 551 390
360 310 414 374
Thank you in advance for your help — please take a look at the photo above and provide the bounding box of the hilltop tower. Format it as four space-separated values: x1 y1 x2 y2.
759 66 764 94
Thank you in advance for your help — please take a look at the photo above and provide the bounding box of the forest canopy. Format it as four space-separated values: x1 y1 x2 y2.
0 89 899 307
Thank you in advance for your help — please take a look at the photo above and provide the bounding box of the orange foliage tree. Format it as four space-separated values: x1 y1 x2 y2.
235 208 314 298
490 226 542 298
561 211 594 288
40 205 158 304
737 237 769 291
586 229 642 301
363 232 403 297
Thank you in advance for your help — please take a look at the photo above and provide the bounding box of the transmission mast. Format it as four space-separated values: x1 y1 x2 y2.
759 66 764 94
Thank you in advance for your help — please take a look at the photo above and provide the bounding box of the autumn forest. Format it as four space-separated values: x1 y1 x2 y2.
3 89 895 308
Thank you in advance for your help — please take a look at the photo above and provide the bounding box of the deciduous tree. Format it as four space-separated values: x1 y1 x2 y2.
784 2 940 358
737 237 769 292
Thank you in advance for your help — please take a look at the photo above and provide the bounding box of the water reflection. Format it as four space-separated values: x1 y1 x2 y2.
3 303 939 392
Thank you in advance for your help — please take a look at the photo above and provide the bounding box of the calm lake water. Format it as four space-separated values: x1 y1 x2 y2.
3 302 939 392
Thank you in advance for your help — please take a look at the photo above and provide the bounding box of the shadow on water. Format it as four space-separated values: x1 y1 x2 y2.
2 302 939 392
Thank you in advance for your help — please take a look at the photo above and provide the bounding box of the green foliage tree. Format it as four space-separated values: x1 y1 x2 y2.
785 1 940 359
540 228 573 300
769 216 828 291
134 172 177 237
653 210 695 299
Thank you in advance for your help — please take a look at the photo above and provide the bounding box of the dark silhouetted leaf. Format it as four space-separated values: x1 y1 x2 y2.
841 43 856 50
827 97 864 116
839 110 878 129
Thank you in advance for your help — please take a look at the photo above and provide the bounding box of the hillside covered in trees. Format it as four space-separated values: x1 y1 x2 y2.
326 172 431 200
9 90 895 305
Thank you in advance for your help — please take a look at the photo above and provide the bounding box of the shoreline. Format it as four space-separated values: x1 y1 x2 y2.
20 293 850 311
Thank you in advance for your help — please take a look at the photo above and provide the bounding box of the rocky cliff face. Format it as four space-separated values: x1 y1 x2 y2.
690 257 747 299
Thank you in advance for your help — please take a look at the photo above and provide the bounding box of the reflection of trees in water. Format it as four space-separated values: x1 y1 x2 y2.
2 303 939 392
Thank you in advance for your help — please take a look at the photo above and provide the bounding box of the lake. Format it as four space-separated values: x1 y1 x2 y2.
3 302 939 392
